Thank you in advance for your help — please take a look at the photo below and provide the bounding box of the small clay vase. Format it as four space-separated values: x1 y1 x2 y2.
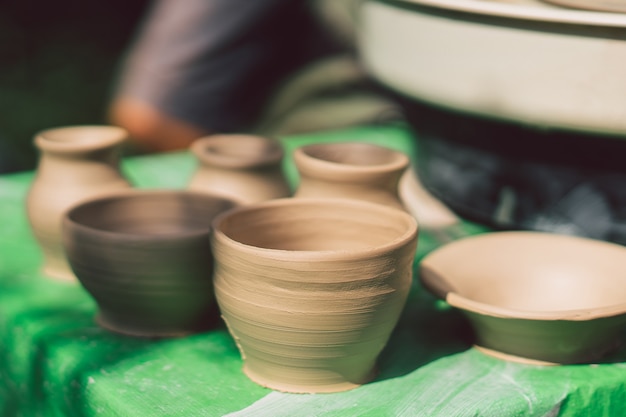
26 126 131 281
212 198 418 393
63 190 237 337
293 142 409 211
188 134 290 204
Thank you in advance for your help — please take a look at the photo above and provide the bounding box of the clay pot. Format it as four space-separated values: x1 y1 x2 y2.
293 142 409 210
188 134 290 204
420 231 626 364
212 198 418 393
26 126 131 281
62 190 237 337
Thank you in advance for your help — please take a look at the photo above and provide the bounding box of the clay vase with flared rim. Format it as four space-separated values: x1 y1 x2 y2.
293 142 410 211
187 134 291 204
420 231 626 365
62 190 237 337
26 126 131 281
212 198 419 393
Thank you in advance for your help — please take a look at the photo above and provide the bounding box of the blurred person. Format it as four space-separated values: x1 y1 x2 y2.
108 0 370 153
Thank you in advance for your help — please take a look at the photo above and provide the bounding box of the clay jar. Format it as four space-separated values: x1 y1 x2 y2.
188 134 290 204
26 126 131 281
63 190 237 337
293 142 409 211
212 198 418 393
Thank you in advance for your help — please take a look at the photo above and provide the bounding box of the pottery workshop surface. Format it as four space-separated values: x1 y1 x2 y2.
1 125 625 416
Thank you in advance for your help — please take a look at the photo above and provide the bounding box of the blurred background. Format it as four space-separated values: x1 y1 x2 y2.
0 0 151 173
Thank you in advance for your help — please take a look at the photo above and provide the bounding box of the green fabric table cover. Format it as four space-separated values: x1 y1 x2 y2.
1 124 625 416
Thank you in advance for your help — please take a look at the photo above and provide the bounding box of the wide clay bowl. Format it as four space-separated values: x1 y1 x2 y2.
212 198 418 393
63 190 237 337
420 231 626 364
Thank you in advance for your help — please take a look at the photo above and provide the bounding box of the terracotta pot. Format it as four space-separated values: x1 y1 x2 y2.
293 142 409 210
62 190 237 337
420 231 626 364
26 126 131 281
188 134 291 204
212 198 418 393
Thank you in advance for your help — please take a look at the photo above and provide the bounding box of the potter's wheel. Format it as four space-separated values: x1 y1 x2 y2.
358 0 626 136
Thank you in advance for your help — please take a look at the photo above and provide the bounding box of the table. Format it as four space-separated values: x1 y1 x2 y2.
1 124 625 416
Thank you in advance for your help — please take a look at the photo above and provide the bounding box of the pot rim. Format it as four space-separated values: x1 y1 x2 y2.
385 0 626 28
447 292 626 321
420 231 626 321
212 197 418 261
191 134 284 169
294 142 410 176
35 125 128 154
63 189 237 242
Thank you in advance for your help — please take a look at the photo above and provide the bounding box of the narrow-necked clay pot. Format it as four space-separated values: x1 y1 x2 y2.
26 126 131 281
63 190 237 337
188 134 291 204
420 231 626 364
293 142 409 211
212 198 418 393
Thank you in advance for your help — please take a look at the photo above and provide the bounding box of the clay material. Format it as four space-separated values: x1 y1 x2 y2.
212 198 418 393
188 134 291 204
293 142 409 210
63 190 237 337
420 231 626 364
26 125 131 281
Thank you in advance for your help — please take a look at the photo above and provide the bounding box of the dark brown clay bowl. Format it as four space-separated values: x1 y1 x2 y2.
62 190 237 337
420 231 626 364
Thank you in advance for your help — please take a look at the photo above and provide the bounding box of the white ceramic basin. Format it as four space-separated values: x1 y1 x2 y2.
420 231 626 364
358 0 626 135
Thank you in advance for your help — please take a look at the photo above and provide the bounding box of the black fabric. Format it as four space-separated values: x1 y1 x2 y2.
398 97 626 245
114 0 341 133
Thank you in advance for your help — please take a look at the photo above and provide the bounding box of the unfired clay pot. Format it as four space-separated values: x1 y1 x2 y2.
420 231 626 364
63 190 237 337
188 134 290 204
26 125 131 281
293 142 409 211
212 198 418 393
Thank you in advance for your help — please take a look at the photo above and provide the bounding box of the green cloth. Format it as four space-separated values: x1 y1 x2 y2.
1 124 625 416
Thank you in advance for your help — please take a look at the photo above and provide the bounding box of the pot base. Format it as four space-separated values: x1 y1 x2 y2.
96 313 200 339
42 263 76 282
242 364 377 394
474 346 558 366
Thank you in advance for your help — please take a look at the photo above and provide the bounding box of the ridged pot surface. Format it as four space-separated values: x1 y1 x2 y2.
63 190 237 337
212 198 418 393
26 125 131 281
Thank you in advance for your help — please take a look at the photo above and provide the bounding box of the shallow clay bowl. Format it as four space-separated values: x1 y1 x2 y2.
420 231 626 364
62 190 236 337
